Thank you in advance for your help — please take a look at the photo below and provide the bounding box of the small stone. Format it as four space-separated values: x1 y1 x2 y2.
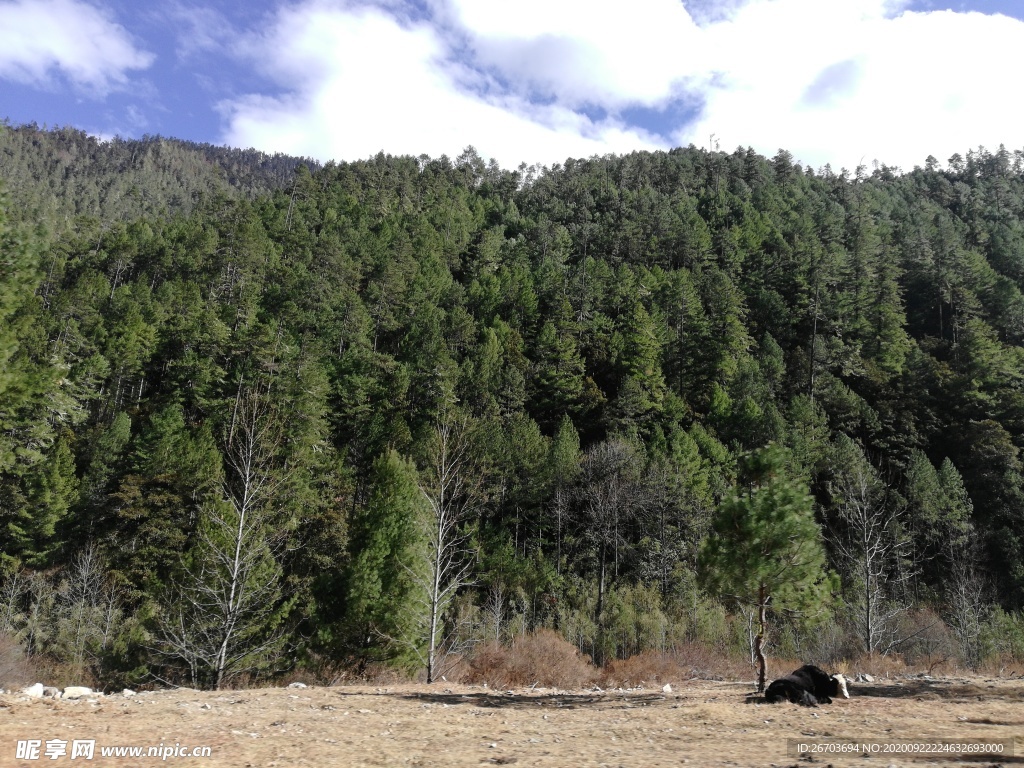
862 674 875 683
22 683 44 698
62 686 95 700
200 703 211 710
122 689 136 697
287 682 307 689
663 684 672 693
42 686 61 699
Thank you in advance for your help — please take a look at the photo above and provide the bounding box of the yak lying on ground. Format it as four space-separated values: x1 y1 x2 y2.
765 665 849 706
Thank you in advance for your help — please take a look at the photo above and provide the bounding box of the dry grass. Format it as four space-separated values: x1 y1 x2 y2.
4 676 1021 767
601 645 787 687
976 655 1024 677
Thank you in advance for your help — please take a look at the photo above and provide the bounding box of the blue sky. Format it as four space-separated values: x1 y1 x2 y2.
2 0 1024 171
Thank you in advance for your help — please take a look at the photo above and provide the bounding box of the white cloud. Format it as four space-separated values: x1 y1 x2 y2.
220 1 665 168
676 0 1024 170
0 0 153 95
221 0 1024 171
440 0 703 108
158 3 236 60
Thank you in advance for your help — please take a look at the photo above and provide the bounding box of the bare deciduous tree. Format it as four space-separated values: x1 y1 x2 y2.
156 393 289 689
407 411 482 683
827 436 911 656
944 537 988 668
0 549 124 680
574 438 647 665
55 544 115 676
0 570 25 634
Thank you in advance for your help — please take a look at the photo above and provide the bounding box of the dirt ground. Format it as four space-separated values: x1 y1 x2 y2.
1 675 1021 767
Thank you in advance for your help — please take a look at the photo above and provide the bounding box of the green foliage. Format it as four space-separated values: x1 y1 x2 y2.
7 132 1024 678
981 607 1024 664
104 405 221 597
0 124 309 232
342 450 429 668
700 445 836 619
12 433 79 567
0 181 66 491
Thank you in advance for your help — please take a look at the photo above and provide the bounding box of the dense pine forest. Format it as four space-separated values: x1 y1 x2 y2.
2 124 1024 689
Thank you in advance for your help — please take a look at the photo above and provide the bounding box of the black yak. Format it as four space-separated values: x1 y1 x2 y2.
765 665 849 706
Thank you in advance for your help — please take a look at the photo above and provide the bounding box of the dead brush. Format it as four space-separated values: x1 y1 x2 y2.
602 645 804 688
465 629 597 689
601 651 687 688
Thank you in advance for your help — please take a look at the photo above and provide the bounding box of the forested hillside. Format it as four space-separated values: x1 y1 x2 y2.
0 123 313 233
3 129 1024 689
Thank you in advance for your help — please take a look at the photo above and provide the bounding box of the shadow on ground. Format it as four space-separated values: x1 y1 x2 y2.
739 677 1024 710
333 689 674 711
851 678 1024 704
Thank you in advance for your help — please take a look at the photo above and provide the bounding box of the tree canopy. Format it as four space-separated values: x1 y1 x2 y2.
4 127 1024 684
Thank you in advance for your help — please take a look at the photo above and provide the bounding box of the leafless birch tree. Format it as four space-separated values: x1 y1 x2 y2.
54 544 123 676
944 536 988 668
827 436 911 655
157 393 289 689
408 411 482 683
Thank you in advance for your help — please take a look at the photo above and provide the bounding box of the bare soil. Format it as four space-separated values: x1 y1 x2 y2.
1 675 1022 767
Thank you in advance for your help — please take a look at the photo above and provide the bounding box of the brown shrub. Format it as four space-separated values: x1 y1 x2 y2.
465 629 597 689
602 651 686 687
344 663 416 685
896 608 958 671
601 645 803 688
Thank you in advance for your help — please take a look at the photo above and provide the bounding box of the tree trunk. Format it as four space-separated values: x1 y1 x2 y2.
595 542 607 667
754 583 768 693
426 517 443 684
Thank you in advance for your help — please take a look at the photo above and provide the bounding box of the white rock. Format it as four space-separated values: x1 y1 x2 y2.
122 689 136 697
22 683 44 698
287 682 307 689
663 684 673 693
42 686 61 699
862 673 875 683
62 686 95 699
